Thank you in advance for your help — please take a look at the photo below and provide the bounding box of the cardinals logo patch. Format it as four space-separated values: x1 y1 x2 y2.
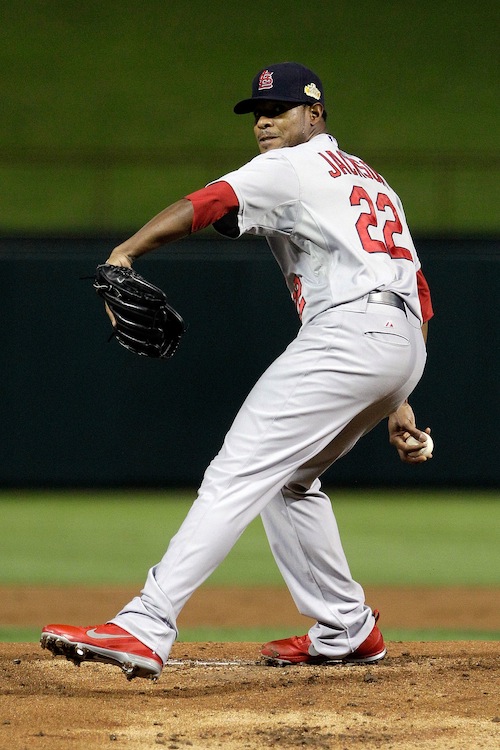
258 70 274 90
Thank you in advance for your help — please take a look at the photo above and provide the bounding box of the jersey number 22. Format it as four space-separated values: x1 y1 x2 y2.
350 186 412 261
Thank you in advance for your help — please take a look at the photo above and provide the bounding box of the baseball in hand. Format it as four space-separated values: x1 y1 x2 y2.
406 434 434 458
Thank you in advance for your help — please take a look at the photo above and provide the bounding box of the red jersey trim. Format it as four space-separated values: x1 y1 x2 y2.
417 269 434 322
185 181 239 233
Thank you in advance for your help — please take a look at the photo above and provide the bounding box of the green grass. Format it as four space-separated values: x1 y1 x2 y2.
1 489 498 587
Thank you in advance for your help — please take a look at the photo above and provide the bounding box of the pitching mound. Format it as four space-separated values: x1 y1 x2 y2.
2 641 499 749
1 585 499 748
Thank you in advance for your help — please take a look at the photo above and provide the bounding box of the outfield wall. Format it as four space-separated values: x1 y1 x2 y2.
1 235 498 488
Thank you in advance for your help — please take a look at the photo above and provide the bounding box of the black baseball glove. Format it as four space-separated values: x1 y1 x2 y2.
93 264 185 358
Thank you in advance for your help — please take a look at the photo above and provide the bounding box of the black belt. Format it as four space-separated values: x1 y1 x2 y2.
367 291 406 312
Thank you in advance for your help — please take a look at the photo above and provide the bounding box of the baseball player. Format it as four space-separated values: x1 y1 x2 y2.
41 62 433 680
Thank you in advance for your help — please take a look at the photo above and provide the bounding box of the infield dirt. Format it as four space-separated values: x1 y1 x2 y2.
1 585 499 750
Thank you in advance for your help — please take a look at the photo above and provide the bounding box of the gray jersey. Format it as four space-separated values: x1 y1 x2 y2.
214 133 423 325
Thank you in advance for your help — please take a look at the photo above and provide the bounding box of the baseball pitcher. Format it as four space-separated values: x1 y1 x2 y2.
42 62 433 680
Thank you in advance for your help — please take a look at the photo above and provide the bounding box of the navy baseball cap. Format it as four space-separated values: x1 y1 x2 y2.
234 62 325 114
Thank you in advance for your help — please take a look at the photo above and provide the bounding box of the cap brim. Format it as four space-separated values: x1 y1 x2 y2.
233 95 309 115
233 98 258 114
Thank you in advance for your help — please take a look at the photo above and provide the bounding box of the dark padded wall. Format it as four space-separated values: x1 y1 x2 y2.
1 236 498 487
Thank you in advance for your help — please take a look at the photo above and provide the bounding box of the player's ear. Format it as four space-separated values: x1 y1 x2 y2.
308 103 324 122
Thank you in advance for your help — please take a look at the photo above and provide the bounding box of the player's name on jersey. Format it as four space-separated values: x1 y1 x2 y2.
319 149 387 185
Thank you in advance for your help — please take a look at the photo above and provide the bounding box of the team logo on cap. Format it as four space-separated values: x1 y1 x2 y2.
304 82 321 100
258 70 274 90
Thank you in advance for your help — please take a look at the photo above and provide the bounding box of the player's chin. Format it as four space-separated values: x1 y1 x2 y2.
258 138 281 153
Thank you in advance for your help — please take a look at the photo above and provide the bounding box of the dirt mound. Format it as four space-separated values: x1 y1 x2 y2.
1 641 499 749
1 585 499 748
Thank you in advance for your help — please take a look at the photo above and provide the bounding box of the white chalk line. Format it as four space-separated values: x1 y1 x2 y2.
166 659 262 667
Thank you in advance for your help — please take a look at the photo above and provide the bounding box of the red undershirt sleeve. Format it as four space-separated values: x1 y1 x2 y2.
416 268 434 322
185 181 239 233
